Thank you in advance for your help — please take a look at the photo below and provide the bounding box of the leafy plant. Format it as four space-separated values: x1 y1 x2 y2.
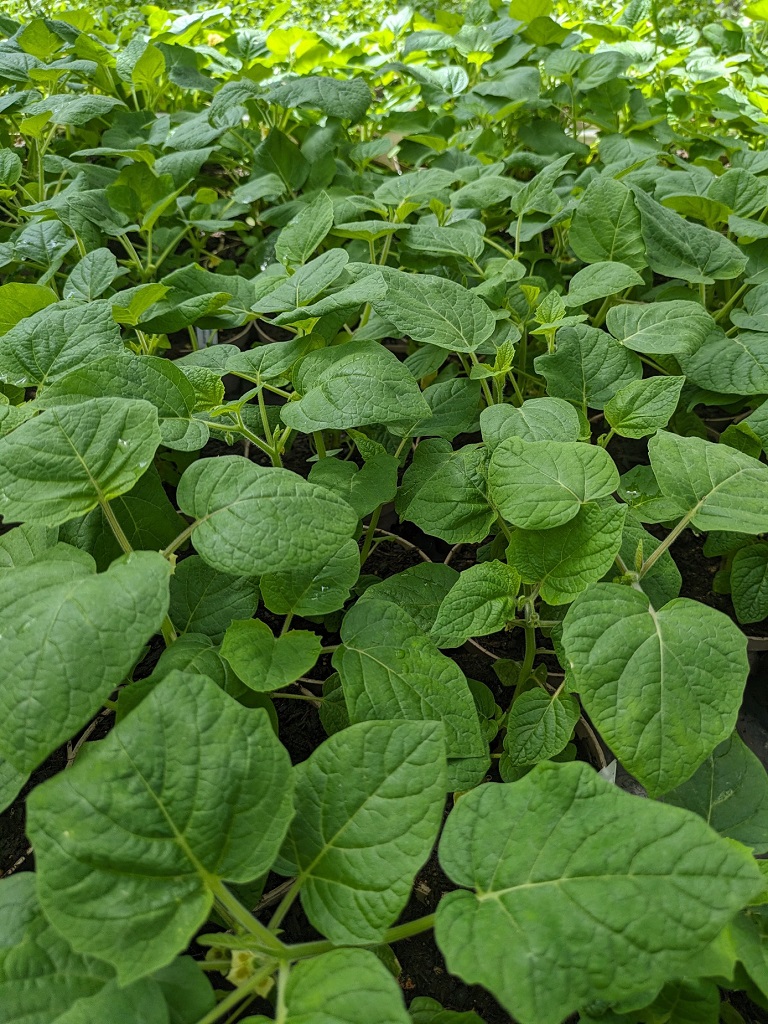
4 1 768 1022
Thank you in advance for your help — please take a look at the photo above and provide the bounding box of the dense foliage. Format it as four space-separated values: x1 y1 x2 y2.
4 1 768 1022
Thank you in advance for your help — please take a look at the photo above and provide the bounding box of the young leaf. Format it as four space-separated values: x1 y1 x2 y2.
488 438 619 530
435 761 761 1024
369 271 496 353
0 282 56 335
506 498 626 604
568 177 646 271
605 300 715 355
275 720 445 944
649 431 768 534
604 376 684 438
276 949 411 1024
361 563 459 634
561 583 749 795
534 323 642 409
662 733 768 853
0 397 161 527
275 191 334 267
0 551 170 774
63 247 122 301
335 596 486 764
260 538 361 618
503 689 580 766
480 398 581 448
430 561 520 648
730 542 768 623
221 618 322 692
28 672 294 985
176 456 358 575
308 454 398 518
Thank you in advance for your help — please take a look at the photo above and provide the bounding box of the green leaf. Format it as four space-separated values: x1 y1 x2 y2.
411 378 482 440
561 583 749 795
63 248 122 302
662 733 768 854
275 720 445 944
265 76 372 123
730 542 768 623
604 511 682 609
168 554 259 643
177 456 358 575
605 300 716 354
435 761 761 1024
275 949 410 1024
396 440 495 544
0 397 161 527
336 596 486 763
152 634 228 688
568 177 646 271
260 538 361 618
488 438 619 530
604 376 684 438
28 672 293 985
309 454 398 518
361 563 459 634
41 352 207 452
370 271 496 353
275 191 334 267
0 282 56 335
0 300 123 387
633 187 748 284
506 498 626 604
565 261 644 307
535 323 642 409
680 332 768 395
221 619 322 691
0 551 170 774
408 996 485 1024
403 223 485 262
649 431 768 533
252 252 344 314
503 689 580 766
0 757 26 814
282 341 429 432
430 561 520 648
480 397 581 449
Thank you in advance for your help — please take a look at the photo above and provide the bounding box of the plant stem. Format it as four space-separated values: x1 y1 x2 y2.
639 509 695 578
162 521 199 559
283 914 436 961
313 431 326 458
468 351 495 406
359 504 382 566
269 877 302 932
193 962 277 1024
520 614 537 686
208 878 285 954
99 499 133 555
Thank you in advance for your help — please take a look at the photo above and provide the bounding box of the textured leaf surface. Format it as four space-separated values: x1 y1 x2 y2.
604 376 684 438
565 261 644 307
503 689 580 766
0 397 161 526
649 431 768 534
435 761 761 1024
561 583 749 794
275 720 445 943
681 332 768 395
488 438 619 530
480 398 581 449
0 551 170 773
605 300 715 355
29 673 294 984
260 538 361 617
177 456 358 575
731 542 768 623
168 554 259 642
535 324 642 409
336 597 486 761
506 499 626 604
430 561 520 648
568 177 646 270
662 733 768 853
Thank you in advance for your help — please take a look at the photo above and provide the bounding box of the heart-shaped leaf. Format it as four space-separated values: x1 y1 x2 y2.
221 618 322 691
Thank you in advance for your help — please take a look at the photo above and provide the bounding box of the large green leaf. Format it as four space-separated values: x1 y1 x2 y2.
360 563 459 634
369 270 496 353
281 340 429 432
605 300 715 355
561 583 749 795
259 538 361 617
396 440 495 544
604 376 684 438
275 191 335 267
168 554 259 642
662 733 768 854
649 431 768 533
0 397 161 527
506 498 626 604
275 720 445 944
535 324 642 409
28 672 294 984
0 551 170 774
730 542 768 623
335 596 486 764
430 561 520 648
488 438 619 530
0 300 123 387
176 456 358 575
565 261 644 307
679 332 768 395
435 762 761 1024
633 187 747 284
479 397 581 449
568 177 646 271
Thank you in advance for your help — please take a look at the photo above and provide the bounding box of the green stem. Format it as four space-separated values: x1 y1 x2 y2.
257 388 273 445
192 962 278 1024
591 295 613 329
360 504 382 566
99 499 133 555
162 521 199 559
519 610 536 686
468 352 495 406
208 879 285 954
313 431 327 458
269 878 302 932
280 612 294 636
639 510 695 578
284 914 436 962
713 282 748 323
